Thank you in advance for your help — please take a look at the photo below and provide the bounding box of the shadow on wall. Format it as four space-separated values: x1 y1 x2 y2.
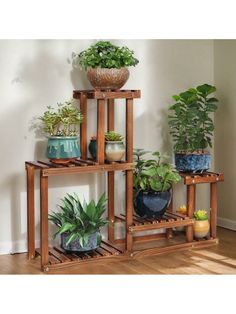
0 40 108 252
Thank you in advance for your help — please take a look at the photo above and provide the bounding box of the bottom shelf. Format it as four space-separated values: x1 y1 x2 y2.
36 236 219 272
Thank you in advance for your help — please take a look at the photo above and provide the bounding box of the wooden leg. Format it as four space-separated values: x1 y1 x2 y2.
166 195 173 239
126 170 133 252
79 92 88 160
26 165 35 259
186 184 196 242
108 171 115 242
97 99 105 164
40 173 49 269
210 182 218 238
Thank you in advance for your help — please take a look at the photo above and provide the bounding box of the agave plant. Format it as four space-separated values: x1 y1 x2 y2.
48 193 108 247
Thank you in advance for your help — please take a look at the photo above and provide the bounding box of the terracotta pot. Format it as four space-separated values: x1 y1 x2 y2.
87 67 129 90
193 219 210 239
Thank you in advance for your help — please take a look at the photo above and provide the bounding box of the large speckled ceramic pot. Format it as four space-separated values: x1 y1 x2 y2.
47 136 80 163
133 189 172 218
105 141 125 162
61 231 101 252
175 152 211 173
87 67 129 90
193 220 210 239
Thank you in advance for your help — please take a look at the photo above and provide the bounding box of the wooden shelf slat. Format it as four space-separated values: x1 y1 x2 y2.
73 89 141 100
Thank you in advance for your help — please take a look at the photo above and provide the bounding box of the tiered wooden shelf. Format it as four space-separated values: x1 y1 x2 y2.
25 88 224 272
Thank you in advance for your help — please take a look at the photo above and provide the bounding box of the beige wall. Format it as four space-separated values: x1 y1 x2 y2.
214 40 236 228
0 40 214 254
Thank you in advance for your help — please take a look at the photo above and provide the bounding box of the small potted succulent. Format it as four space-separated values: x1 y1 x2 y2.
133 149 181 218
48 192 108 252
168 84 219 172
193 209 210 239
72 41 139 90
105 131 125 162
38 100 83 163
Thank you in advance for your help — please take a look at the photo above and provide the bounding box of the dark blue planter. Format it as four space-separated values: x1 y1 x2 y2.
47 136 80 160
175 153 211 173
133 189 172 218
61 231 100 252
88 139 97 160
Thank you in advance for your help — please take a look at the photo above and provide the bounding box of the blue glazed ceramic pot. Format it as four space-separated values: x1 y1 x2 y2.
133 189 172 218
47 136 80 160
61 231 101 252
175 152 211 173
88 139 97 160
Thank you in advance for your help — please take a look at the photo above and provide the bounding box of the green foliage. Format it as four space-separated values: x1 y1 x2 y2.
39 100 83 136
48 193 108 247
133 149 181 192
105 131 123 142
73 41 139 70
168 84 219 152
194 209 208 221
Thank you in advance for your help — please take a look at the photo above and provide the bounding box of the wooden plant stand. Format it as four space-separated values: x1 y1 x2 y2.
25 89 224 272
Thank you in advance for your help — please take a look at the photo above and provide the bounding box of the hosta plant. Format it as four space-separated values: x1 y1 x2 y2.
73 41 139 70
48 193 108 247
133 149 181 192
168 84 219 153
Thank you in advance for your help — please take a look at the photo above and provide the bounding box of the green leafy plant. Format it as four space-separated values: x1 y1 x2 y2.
73 41 139 70
194 209 208 221
105 131 123 141
48 193 108 247
168 84 219 153
133 149 181 192
39 100 83 136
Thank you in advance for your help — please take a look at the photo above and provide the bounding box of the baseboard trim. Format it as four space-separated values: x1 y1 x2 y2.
217 217 236 231
0 240 40 255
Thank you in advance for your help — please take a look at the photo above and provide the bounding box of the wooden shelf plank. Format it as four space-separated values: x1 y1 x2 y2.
73 90 141 100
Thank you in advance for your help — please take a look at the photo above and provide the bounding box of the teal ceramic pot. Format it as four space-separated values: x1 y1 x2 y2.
47 136 80 160
175 152 211 173
88 139 97 160
61 231 101 252
105 141 125 162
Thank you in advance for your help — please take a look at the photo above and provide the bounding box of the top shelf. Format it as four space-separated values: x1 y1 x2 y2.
73 89 141 100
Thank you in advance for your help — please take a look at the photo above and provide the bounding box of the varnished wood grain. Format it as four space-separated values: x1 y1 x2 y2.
26 165 35 259
79 92 88 160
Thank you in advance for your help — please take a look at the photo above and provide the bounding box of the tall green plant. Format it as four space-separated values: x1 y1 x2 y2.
73 41 139 70
133 149 181 192
48 193 108 247
168 84 219 153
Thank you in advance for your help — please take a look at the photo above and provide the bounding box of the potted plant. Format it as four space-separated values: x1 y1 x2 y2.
88 134 97 160
38 100 83 163
105 131 125 162
72 41 139 90
133 149 181 218
193 209 210 239
168 84 219 172
48 192 108 252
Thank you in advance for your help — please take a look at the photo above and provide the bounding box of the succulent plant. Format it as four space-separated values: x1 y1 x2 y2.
105 131 123 142
194 209 208 221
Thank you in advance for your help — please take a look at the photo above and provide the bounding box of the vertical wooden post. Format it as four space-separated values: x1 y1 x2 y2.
26 165 35 259
210 182 218 238
40 172 49 269
79 92 87 160
107 99 115 242
97 99 105 164
126 99 134 252
186 184 196 242
166 190 173 239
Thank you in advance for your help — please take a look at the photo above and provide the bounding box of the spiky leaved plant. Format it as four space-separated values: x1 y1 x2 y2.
194 209 208 221
105 131 123 142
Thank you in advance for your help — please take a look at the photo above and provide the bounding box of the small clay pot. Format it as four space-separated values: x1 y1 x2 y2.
105 141 125 162
193 220 210 239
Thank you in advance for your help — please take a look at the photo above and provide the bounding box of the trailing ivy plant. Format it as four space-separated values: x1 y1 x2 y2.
72 41 139 70
39 100 83 136
48 193 108 247
133 149 181 192
168 84 219 153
